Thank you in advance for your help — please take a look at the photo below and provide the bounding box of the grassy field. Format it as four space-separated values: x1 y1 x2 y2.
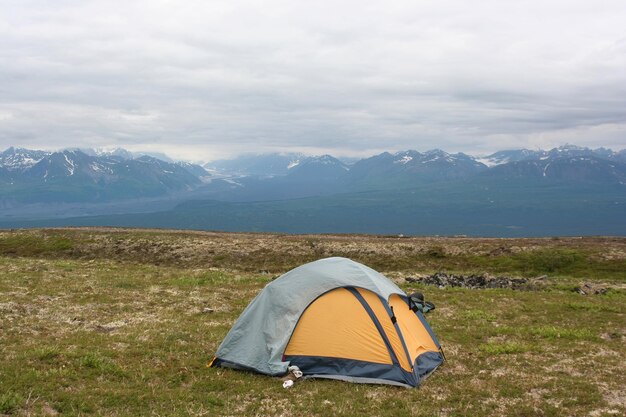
0 228 625 416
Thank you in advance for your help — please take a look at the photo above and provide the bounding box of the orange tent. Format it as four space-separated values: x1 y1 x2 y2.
211 257 443 387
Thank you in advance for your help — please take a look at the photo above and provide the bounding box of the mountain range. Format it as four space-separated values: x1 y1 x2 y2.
0 147 209 205
1 144 625 236
204 145 626 188
200 146 626 201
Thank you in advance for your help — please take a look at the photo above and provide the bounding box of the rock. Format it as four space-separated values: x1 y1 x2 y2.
94 325 115 333
409 272 529 290
94 320 126 332
576 282 608 295
201 307 215 314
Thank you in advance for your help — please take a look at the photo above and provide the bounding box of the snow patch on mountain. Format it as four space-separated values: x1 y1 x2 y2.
64 153 75 175
394 155 413 164
223 178 243 187
475 157 506 167
543 162 551 177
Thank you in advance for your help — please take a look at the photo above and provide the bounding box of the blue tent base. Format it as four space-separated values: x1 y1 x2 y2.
414 350 445 381
302 374 414 388
213 351 444 388
284 351 444 388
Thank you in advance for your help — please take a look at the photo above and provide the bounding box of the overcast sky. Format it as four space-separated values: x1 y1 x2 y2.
1 0 625 161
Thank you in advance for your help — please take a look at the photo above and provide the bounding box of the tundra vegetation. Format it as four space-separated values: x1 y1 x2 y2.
0 228 624 416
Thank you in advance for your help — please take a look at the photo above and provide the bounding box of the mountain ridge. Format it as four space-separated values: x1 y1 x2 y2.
0 148 209 204
1 144 625 235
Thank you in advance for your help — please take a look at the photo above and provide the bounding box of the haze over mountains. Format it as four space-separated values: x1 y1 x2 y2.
1 145 625 236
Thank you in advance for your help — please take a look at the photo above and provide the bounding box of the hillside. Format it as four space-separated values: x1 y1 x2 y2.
0 228 624 416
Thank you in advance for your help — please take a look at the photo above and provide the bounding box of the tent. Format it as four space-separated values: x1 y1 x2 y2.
210 257 443 387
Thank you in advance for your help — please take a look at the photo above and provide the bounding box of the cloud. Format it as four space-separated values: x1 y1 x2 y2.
1 0 625 160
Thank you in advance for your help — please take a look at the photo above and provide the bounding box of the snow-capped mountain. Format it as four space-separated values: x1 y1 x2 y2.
483 155 626 183
471 146 626 183
0 148 209 203
286 155 349 180
419 149 487 171
203 146 626 186
346 149 487 186
0 147 51 171
476 145 626 167
24 150 107 181
2 145 625 209
76 147 135 160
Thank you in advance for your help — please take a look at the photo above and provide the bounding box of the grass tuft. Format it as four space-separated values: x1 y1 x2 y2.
530 326 596 340
34 346 61 362
207 396 225 407
479 341 531 354
462 309 496 321
168 271 229 287
563 302 621 313
79 353 126 377
0 392 23 415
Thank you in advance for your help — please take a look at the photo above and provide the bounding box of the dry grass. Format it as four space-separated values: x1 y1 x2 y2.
0 228 624 416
